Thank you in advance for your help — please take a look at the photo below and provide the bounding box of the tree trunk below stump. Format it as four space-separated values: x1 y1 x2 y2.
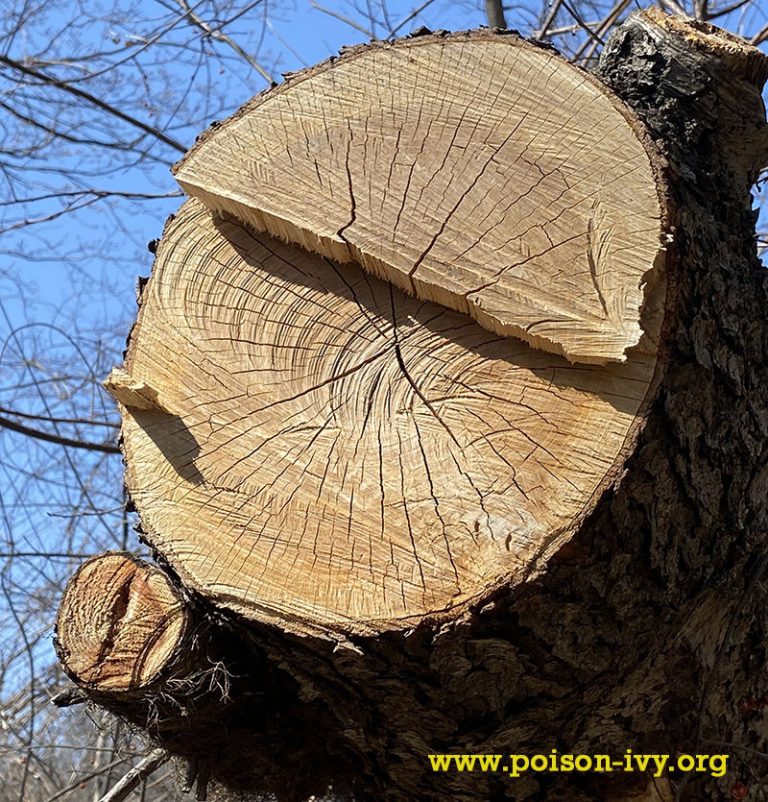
56 9 768 802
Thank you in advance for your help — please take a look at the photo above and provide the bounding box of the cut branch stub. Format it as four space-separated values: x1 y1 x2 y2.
110 199 667 636
55 553 188 692
174 31 669 364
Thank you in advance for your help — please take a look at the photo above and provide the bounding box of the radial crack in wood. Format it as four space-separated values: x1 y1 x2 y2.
113 199 667 636
55 553 188 692
173 31 670 364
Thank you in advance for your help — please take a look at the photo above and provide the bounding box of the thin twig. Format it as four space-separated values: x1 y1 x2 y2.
708 0 752 18
0 190 181 208
43 757 128 802
98 750 169 802
536 0 566 40
0 552 93 558
0 413 120 453
388 0 439 38
0 55 186 153
310 0 374 37
0 405 119 428
560 0 605 48
175 0 273 84
751 22 768 45
657 0 687 15
573 0 631 61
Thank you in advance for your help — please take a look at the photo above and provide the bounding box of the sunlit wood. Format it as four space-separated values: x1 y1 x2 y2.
56 553 187 691
174 31 668 364
105 199 665 635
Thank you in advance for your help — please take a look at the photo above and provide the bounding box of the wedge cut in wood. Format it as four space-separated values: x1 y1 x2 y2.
106 199 667 636
173 31 669 365
56 553 188 692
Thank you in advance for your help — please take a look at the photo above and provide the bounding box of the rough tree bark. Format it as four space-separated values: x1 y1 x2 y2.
55 9 768 802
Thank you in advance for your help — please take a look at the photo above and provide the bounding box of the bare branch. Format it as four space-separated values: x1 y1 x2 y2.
573 0 632 61
98 751 169 802
485 0 507 28
536 0 565 40
0 412 120 453
0 54 186 153
560 0 604 49
175 0 274 84
388 0 440 37
0 404 118 428
310 1 375 37
657 0 688 15
751 22 768 45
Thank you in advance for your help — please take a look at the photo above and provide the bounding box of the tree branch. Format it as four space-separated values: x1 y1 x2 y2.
97 750 169 802
0 54 186 153
0 405 119 428
485 0 507 28
0 413 120 453
175 0 273 84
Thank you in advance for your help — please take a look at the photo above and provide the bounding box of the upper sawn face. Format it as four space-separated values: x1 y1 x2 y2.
174 34 667 366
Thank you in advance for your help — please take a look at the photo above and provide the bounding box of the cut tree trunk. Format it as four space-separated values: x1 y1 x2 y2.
173 31 669 364
56 10 768 802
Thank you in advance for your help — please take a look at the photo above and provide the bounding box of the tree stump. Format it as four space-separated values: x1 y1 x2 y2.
56 553 188 692
56 10 768 802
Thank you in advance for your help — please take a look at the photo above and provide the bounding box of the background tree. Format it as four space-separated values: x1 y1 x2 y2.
1 1 767 800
